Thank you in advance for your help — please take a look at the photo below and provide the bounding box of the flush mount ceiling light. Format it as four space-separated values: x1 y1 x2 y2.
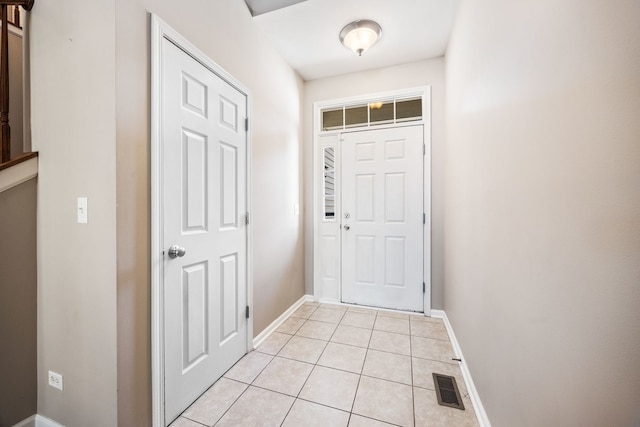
339 19 382 56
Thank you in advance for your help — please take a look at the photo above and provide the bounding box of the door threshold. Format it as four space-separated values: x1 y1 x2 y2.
319 299 428 317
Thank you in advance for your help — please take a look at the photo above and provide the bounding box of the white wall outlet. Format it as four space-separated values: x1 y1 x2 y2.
77 197 88 224
48 370 63 391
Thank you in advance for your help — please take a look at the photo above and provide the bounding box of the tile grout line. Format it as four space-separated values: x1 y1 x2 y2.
264 329 453 351
213 303 456 427
349 348 365 418
311 308 345 367
410 318 416 427
349 414 404 427
279 304 331 426
211 382 252 427
216 342 288 425
288 306 364 425
179 415 208 427
275 304 319 427
274 323 457 364
281 324 327 425
365 312 376 349
359 372 412 388
214 350 285 425
348 311 377 421
349 311 409 427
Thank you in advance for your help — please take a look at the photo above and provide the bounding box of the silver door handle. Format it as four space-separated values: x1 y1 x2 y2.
343 225 350 230
168 245 186 258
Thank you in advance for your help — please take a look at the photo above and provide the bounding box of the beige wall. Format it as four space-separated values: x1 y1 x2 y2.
445 1 640 426
303 59 446 309
30 1 304 425
0 178 37 426
115 1 304 425
30 1 118 426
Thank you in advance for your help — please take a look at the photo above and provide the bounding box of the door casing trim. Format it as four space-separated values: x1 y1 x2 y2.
312 87 432 315
150 14 253 427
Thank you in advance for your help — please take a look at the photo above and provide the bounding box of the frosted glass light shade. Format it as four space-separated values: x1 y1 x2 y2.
339 20 382 56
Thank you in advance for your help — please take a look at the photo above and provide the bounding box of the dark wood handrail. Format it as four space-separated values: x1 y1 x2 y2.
0 150 35 171
0 0 33 163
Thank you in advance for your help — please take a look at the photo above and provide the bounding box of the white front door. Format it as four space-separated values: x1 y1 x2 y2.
341 126 424 311
161 38 248 424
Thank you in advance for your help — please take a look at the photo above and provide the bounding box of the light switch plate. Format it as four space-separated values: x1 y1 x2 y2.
77 197 88 224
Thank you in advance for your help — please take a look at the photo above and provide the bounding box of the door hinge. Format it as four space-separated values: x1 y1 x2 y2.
245 212 249 225
423 213 426 224
423 144 426 155
245 117 249 131
246 305 250 319
423 282 426 293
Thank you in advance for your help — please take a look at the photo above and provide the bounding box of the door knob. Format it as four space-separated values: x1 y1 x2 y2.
343 225 350 231
168 245 186 258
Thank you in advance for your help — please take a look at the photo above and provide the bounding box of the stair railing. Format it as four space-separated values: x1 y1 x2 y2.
0 0 33 164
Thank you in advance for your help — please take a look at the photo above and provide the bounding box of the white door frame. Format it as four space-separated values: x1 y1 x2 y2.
150 15 253 427
312 86 431 315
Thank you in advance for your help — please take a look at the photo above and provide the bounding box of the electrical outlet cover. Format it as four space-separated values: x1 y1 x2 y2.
48 370 63 391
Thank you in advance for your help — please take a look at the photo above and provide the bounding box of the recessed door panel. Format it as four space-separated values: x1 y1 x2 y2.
220 254 238 343
321 235 337 280
385 139 405 160
182 129 208 233
355 236 375 284
385 237 405 287
182 72 208 118
355 141 375 161
219 96 238 132
182 262 208 371
220 142 238 229
356 174 375 222
385 173 405 223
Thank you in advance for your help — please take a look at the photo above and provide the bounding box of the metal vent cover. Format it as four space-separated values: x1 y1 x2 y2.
433 373 465 410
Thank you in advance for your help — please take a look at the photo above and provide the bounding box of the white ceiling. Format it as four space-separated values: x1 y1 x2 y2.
247 0 460 81
244 0 308 16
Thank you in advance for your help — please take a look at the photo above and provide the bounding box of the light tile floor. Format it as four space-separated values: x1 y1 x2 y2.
170 302 480 427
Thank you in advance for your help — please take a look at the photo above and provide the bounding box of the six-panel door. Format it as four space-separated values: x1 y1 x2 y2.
161 38 248 424
341 126 424 312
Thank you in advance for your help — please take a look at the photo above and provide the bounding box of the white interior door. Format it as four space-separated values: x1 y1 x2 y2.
341 126 424 311
161 38 248 424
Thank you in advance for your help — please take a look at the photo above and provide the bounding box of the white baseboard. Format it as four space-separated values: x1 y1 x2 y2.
12 415 64 427
12 415 36 427
36 415 64 427
431 309 492 427
252 294 311 349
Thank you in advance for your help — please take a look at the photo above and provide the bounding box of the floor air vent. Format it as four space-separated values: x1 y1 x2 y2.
433 373 465 410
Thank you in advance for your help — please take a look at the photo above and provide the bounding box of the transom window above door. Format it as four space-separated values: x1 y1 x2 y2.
321 97 422 132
